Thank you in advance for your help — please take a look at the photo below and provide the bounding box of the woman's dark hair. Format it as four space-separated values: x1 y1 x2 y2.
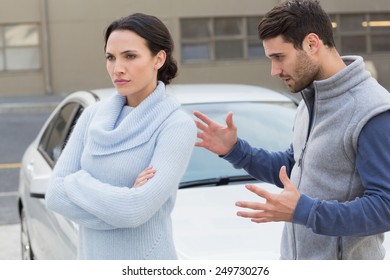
258 0 335 49
104 13 178 84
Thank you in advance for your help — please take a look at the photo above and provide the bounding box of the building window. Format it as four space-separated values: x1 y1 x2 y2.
331 13 390 55
181 18 211 61
370 13 390 52
180 16 264 63
214 17 244 60
181 12 390 61
247 17 264 58
0 27 4 71
0 23 41 71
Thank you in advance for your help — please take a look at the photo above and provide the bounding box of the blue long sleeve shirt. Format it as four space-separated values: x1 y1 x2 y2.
224 110 390 237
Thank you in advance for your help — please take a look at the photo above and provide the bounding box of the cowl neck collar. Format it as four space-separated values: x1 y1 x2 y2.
87 81 180 155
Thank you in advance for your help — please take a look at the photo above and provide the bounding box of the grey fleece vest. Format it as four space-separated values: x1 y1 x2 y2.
281 56 390 259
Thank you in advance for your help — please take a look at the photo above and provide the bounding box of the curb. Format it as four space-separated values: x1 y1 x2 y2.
0 102 59 114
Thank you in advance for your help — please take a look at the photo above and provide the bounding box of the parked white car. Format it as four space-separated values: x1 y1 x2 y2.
19 83 387 260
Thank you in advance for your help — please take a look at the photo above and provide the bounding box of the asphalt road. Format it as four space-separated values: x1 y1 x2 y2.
0 106 55 260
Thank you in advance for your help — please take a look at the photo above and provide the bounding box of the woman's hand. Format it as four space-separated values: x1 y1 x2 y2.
133 166 156 188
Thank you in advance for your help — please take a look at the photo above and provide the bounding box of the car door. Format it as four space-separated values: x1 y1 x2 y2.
24 101 83 259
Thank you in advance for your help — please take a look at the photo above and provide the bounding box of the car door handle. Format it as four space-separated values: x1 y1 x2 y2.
27 160 34 173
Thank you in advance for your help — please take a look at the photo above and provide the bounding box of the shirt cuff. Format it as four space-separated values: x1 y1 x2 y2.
222 139 242 161
292 194 316 226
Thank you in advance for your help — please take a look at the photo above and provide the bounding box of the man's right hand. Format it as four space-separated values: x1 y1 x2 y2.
193 111 238 156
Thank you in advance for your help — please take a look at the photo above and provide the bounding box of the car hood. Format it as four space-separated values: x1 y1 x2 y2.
171 182 283 260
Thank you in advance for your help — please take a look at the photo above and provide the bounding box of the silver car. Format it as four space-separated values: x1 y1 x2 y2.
18 83 299 259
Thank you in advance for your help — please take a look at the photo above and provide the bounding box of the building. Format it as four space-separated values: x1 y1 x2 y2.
0 0 389 96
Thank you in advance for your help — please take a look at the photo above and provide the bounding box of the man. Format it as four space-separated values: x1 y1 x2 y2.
194 0 390 259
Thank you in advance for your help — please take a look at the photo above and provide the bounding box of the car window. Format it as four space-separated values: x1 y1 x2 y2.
38 102 84 168
181 101 296 185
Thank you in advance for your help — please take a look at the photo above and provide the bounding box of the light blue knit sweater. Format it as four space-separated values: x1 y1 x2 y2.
45 82 197 259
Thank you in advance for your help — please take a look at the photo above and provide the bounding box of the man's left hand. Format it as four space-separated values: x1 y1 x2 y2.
236 166 300 223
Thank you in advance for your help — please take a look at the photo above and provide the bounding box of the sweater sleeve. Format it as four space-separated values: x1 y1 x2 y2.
63 113 197 228
45 105 116 230
293 111 390 236
223 138 295 188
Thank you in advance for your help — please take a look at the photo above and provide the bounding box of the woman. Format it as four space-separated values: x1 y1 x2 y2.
45 13 196 259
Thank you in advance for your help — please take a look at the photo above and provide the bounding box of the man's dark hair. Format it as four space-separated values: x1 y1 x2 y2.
258 0 335 49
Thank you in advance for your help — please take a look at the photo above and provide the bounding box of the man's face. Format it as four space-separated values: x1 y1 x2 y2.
263 35 319 93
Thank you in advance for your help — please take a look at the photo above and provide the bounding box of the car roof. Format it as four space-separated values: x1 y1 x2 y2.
88 84 293 105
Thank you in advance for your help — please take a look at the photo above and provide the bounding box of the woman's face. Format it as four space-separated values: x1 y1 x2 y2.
105 30 165 107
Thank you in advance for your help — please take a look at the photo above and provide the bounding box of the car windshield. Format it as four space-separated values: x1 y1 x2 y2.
180 101 296 187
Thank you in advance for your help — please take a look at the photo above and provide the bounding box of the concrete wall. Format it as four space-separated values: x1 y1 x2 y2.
0 0 389 96
45 0 282 94
0 0 46 95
